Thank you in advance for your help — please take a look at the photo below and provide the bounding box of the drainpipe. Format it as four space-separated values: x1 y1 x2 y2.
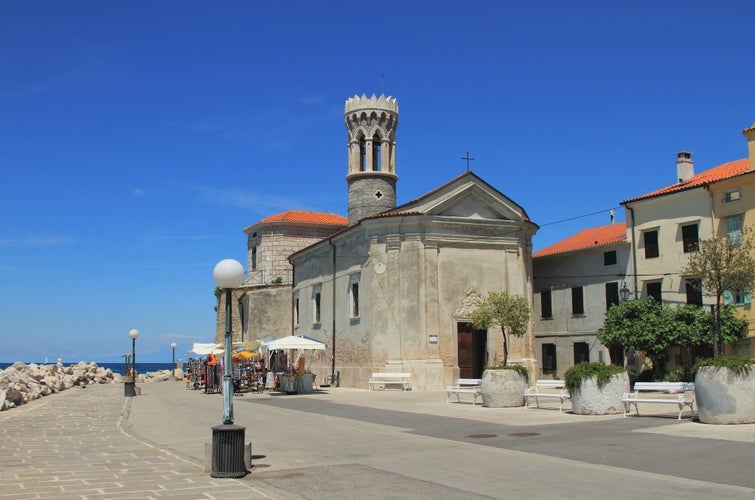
290 264 296 335
626 205 639 299
328 238 337 382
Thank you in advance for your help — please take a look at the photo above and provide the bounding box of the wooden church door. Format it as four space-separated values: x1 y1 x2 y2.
457 322 487 379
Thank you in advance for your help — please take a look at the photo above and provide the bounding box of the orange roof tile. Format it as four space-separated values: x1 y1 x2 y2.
622 159 749 204
533 222 627 258
259 210 348 226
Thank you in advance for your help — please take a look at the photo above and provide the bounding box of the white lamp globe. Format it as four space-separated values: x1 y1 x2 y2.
213 259 245 289
129 329 139 340
171 342 177 349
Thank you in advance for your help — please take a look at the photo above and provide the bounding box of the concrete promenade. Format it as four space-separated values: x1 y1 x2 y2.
1 381 754 499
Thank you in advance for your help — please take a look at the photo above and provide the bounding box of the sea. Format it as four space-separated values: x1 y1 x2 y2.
0 362 174 377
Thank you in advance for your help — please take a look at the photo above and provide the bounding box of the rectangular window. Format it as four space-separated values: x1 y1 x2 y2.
542 343 557 371
293 293 300 327
682 224 699 253
644 230 659 258
571 286 584 315
573 342 590 364
685 278 702 306
540 290 552 319
603 250 617 266
725 215 743 245
724 290 752 306
313 285 322 324
724 189 741 203
605 282 619 310
251 246 258 270
646 281 662 303
349 274 360 318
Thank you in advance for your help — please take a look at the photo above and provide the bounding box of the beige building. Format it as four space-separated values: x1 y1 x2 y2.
289 94 538 390
621 120 755 362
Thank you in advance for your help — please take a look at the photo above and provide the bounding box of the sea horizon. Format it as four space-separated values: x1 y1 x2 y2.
0 361 177 377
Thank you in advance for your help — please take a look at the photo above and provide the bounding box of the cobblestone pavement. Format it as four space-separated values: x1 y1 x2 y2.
0 384 273 499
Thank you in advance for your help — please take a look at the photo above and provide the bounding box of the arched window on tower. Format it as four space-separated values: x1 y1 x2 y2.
373 141 382 171
359 137 367 172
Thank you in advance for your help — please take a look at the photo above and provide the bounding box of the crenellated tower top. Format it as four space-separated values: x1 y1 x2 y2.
344 94 399 224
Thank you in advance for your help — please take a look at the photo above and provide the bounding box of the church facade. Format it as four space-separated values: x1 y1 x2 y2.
287 94 539 390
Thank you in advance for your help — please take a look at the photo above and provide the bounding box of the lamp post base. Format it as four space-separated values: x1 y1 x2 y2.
210 424 247 478
124 380 136 397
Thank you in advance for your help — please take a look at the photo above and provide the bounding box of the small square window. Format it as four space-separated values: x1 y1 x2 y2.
604 250 617 266
724 189 741 203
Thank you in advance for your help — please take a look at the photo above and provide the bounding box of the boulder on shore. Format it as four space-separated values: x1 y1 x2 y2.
0 361 117 411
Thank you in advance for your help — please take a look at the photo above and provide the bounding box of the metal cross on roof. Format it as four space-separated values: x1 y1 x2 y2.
462 152 474 171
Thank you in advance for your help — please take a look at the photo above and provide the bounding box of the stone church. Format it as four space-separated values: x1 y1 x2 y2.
218 93 538 390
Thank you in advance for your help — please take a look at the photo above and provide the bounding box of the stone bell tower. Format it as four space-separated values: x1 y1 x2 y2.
344 94 399 224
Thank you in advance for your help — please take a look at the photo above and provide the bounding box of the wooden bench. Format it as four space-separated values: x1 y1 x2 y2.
524 380 570 411
368 372 411 391
622 382 695 420
446 378 482 405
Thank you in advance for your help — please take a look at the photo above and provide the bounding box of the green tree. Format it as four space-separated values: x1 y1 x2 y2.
599 299 747 378
682 230 755 356
470 291 530 366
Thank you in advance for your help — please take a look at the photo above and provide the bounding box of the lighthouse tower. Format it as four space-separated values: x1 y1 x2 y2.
344 94 399 224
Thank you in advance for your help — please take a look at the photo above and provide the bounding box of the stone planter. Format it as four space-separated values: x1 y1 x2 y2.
480 369 528 408
571 372 629 415
695 366 755 424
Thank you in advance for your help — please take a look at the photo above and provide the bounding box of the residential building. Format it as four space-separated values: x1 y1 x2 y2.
621 120 755 363
532 222 630 378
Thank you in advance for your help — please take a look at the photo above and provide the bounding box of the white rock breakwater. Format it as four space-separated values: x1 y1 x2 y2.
0 361 183 411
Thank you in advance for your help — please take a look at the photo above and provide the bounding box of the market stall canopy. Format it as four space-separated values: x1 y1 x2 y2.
189 342 224 355
261 335 326 351
232 350 259 360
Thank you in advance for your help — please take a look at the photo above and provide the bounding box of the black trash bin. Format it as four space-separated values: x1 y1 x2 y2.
211 424 247 478
124 380 136 397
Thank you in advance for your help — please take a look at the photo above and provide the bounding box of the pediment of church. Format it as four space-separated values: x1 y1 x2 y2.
395 172 530 223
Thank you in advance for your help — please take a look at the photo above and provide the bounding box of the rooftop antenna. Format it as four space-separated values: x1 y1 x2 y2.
381 72 385 95
461 151 475 172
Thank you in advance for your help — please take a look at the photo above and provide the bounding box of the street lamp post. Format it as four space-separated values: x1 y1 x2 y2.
129 329 139 376
125 329 139 397
170 342 178 381
210 258 247 478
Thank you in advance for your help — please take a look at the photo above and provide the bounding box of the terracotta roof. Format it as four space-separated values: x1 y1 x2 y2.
622 158 749 204
533 222 627 258
259 210 348 226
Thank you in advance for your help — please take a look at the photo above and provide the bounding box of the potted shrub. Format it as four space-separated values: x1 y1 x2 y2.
694 356 755 424
565 362 628 415
480 364 529 408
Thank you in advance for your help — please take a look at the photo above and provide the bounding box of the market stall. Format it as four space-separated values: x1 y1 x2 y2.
260 335 326 394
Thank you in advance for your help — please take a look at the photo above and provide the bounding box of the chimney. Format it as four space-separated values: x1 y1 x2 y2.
676 151 694 184
743 121 755 171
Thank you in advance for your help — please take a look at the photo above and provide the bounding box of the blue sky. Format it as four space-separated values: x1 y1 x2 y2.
2 1 754 364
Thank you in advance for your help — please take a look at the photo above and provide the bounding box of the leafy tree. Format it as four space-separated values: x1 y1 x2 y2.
599 298 747 378
470 291 530 366
682 230 755 355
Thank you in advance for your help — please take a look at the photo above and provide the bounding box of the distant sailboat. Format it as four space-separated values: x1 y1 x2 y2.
44 357 48 363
